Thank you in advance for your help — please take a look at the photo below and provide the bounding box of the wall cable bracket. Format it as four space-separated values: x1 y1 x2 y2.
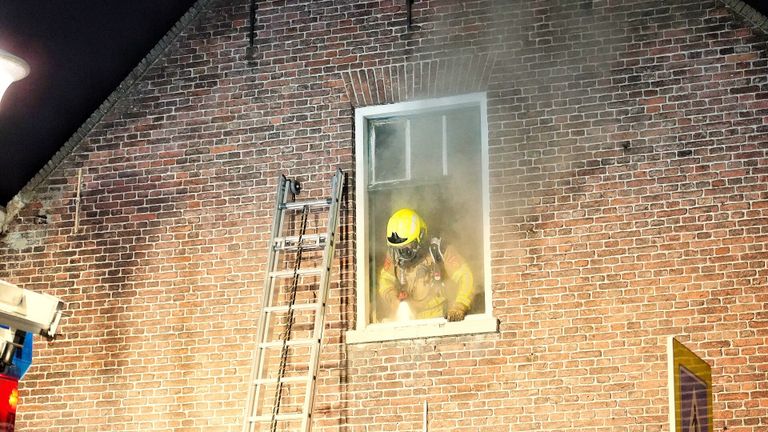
74 168 83 233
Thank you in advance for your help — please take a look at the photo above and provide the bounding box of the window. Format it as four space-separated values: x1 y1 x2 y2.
347 93 497 343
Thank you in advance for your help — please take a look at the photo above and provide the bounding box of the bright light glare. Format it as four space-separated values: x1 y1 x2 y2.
8 388 17 411
396 301 414 322
0 49 29 105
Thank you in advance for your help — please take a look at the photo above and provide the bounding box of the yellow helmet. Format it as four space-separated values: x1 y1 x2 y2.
386 208 427 249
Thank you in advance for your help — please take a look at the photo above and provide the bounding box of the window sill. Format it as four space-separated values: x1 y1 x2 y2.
345 314 499 344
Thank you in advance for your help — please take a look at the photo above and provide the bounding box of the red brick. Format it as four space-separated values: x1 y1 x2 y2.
0 1 766 431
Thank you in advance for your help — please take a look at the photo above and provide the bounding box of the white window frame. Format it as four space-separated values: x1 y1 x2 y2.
347 92 497 344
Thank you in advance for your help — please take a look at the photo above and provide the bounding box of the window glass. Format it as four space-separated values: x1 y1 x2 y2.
370 119 407 184
366 105 485 325
410 112 445 181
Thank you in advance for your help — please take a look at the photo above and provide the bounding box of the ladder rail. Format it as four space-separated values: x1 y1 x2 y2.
301 169 344 432
243 175 292 432
270 204 310 432
242 169 344 432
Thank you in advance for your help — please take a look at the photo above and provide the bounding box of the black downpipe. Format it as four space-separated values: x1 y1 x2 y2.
407 0 414 28
249 0 257 48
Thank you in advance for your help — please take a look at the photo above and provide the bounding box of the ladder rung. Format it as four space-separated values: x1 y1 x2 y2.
269 268 323 278
274 234 327 251
263 303 322 313
275 233 326 244
259 338 319 349
275 243 327 252
280 198 331 210
254 375 311 385
249 413 307 423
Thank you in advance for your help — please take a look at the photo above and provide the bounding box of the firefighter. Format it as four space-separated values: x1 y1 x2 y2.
377 208 474 322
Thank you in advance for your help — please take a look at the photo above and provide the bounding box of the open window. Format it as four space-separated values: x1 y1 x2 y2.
348 93 497 343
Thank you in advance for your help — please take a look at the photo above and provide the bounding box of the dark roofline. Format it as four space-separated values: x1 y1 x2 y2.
721 0 768 32
4 0 214 214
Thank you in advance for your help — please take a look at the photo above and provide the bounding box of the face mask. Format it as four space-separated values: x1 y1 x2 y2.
393 242 419 265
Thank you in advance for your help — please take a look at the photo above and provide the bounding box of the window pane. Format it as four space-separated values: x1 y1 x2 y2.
446 107 481 182
444 107 484 316
370 119 407 184
367 104 485 324
410 113 444 181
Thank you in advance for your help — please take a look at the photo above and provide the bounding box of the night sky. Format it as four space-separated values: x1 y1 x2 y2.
749 0 768 17
0 1 766 205
0 1 197 204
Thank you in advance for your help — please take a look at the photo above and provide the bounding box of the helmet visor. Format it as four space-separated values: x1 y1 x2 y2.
394 242 419 263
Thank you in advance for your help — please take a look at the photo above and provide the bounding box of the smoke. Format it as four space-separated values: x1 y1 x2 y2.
367 104 485 322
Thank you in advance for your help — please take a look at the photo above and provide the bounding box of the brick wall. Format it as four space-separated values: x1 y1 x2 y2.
1 0 766 431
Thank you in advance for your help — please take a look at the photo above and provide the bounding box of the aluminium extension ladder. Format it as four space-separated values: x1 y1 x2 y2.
242 168 344 432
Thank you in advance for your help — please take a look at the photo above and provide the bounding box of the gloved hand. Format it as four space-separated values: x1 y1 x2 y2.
446 303 468 322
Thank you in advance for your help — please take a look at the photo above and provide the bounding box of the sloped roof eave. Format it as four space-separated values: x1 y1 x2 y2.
3 0 214 220
721 0 768 32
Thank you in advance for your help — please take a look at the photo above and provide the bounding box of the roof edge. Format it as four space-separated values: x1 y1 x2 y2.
720 0 768 32
5 0 215 214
